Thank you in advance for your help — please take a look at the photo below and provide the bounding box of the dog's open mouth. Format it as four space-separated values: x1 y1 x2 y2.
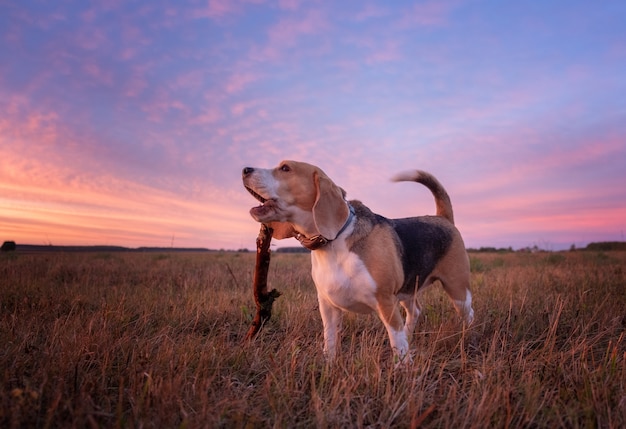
246 186 276 220
246 186 267 204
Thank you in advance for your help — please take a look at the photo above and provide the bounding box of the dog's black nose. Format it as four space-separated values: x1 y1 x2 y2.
242 167 254 177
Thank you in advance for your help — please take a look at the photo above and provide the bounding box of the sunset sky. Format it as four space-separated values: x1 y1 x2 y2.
1 1 625 251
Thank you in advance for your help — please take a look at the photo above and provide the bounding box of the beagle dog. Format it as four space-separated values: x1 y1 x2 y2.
242 160 474 362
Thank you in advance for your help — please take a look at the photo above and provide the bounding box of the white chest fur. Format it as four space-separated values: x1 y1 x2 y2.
310 238 378 314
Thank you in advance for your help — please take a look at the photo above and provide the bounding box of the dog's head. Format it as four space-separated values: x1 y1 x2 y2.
242 160 349 240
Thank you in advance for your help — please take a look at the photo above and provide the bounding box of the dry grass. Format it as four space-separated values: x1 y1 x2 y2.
1 250 625 428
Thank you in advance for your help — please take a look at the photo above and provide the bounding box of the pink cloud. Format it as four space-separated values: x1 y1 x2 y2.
400 0 460 27
172 70 207 90
340 33 403 65
75 26 108 51
268 9 326 41
0 181 256 248
230 102 248 116
225 72 259 93
278 0 299 10
608 40 626 60
206 0 236 17
355 4 389 21
460 201 626 249
140 89 190 122
83 62 114 86
473 135 623 195
255 8 329 60
119 47 137 61
123 75 148 97
0 125 257 249
230 99 262 116
81 8 97 23
366 40 402 63
0 105 61 155
191 107 222 125
120 22 151 53
191 0 239 19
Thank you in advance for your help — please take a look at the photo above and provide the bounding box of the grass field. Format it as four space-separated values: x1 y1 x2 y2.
1 249 625 428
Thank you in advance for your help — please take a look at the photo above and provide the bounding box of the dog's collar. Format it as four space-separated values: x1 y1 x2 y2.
295 203 355 251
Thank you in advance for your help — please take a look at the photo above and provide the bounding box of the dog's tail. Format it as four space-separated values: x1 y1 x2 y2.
391 170 455 224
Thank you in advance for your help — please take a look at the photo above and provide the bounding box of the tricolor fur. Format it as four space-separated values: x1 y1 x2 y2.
242 160 474 363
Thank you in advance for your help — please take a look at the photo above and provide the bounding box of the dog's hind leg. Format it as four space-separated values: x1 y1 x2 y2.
441 280 475 325
432 240 475 326
454 288 475 326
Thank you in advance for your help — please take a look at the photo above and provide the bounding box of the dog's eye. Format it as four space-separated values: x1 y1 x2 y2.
280 164 291 172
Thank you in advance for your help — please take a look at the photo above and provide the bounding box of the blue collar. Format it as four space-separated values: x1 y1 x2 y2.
334 203 356 239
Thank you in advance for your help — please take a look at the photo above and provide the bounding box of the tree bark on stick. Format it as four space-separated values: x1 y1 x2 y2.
244 224 281 341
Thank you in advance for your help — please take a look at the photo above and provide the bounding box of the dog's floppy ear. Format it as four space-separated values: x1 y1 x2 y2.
312 170 349 240
266 222 296 240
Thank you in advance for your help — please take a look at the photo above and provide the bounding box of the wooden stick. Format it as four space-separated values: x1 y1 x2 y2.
244 224 281 341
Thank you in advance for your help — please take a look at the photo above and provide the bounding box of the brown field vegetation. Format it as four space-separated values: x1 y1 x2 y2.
1 250 625 428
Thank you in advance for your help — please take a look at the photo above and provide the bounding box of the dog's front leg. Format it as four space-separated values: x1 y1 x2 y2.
317 296 343 361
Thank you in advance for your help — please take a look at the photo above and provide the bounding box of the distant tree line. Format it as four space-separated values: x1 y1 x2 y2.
584 241 626 251
467 246 514 253
1 241 16 251
3 240 625 254
0 242 211 253
466 242 626 253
